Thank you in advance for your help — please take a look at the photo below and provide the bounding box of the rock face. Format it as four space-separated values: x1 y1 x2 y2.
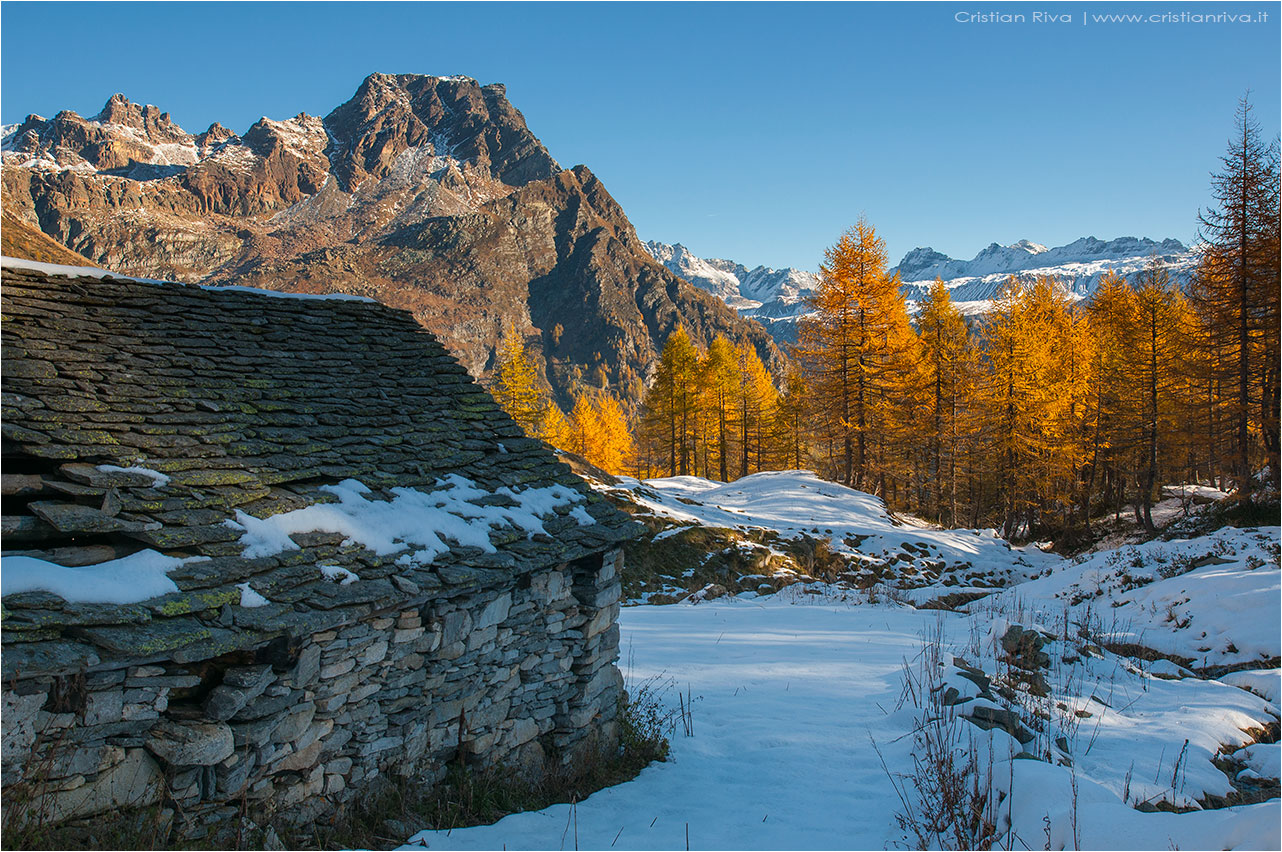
0 205 95 266
2 74 783 408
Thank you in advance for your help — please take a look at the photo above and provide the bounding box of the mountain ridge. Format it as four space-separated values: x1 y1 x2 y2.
644 235 1201 341
1 74 785 410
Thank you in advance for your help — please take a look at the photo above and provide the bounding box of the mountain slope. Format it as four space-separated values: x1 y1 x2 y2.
1 74 783 409
0 204 95 265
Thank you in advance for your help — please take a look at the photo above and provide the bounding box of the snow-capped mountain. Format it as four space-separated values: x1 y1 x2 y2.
645 236 1201 341
893 236 1199 313
643 240 819 341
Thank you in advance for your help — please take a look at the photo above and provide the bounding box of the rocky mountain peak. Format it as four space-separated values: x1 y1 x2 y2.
4 95 196 173
3 73 781 411
93 94 190 144
196 122 237 155
895 246 952 280
1009 239 1048 255
322 72 558 193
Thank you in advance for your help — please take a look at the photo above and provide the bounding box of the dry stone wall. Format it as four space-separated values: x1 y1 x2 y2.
3 550 623 838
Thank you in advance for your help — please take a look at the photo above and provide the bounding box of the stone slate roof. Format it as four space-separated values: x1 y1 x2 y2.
1 260 639 678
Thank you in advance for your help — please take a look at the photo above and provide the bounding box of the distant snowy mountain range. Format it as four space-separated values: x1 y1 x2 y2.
893 236 1198 310
642 241 820 342
644 236 1201 341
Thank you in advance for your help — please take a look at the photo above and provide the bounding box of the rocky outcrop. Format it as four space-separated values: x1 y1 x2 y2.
0 205 95 266
183 115 331 216
2 74 782 407
216 165 783 408
322 73 558 192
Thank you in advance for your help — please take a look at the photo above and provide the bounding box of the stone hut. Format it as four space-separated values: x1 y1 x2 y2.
0 258 639 838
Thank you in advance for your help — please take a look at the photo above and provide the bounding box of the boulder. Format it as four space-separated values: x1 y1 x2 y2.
1000 624 1051 670
965 705 1034 744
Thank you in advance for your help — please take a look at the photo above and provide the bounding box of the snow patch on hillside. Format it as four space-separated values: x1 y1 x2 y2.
609 470 1059 592
992 526 1280 667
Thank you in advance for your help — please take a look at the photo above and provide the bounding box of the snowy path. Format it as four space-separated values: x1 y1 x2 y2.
402 594 1279 851
405 598 933 850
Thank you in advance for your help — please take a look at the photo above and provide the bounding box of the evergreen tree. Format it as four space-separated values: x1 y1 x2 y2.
771 371 810 472
564 391 633 474
914 279 977 524
1085 271 1135 518
593 392 636 475
735 342 778 478
540 401 573 450
701 336 740 481
1127 262 1194 529
639 328 702 476
980 276 1094 537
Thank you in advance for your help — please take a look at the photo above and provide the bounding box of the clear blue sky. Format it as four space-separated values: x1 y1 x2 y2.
2 1 1278 270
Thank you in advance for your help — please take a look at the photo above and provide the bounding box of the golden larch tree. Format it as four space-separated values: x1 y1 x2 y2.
796 218 916 490
491 321 546 436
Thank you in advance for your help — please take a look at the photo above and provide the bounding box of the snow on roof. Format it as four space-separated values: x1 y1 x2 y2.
0 257 376 302
227 476 595 565
97 464 171 488
0 550 204 605
2 255 128 280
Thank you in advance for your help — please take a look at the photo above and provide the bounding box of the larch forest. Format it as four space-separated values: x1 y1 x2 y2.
488 97 1280 547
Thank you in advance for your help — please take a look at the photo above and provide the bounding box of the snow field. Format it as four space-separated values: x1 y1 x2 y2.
402 472 1278 850
405 601 934 850
402 596 1280 851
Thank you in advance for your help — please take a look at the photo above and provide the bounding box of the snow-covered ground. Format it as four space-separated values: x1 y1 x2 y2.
993 526 1280 669
397 474 1279 851
402 593 1279 851
606 471 1061 595
406 596 928 850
